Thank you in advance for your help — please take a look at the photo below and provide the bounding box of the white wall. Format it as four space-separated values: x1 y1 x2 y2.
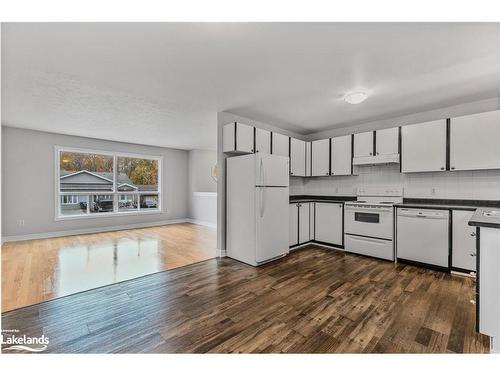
1 126 189 239
292 164 500 200
188 149 217 228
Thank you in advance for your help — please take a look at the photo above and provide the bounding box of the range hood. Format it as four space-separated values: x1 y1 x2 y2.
352 153 400 166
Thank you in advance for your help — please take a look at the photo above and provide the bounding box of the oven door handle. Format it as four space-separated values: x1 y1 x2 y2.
347 234 390 245
345 207 392 213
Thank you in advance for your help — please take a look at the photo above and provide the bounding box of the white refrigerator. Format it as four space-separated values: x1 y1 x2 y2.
226 153 289 266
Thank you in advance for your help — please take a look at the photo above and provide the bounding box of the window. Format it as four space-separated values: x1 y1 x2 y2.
56 147 161 219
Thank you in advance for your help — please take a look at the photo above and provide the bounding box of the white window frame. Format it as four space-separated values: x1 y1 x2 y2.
55 146 163 221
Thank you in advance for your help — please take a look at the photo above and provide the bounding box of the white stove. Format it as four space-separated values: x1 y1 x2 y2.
344 187 403 261
345 187 403 208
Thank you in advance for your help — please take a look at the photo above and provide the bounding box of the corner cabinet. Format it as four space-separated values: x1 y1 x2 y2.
272 133 290 158
311 139 330 176
314 202 343 246
331 135 353 176
450 110 500 171
401 119 447 173
289 202 311 247
290 138 306 176
223 122 254 154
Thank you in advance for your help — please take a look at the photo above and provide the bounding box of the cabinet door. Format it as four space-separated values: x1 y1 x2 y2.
299 202 310 244
289 203 299 247
222 122 254 153
450 110 500 171
311 139 330 176
272 133 290 158
354 131 374 157
255 128 271 154
401 119 447 173
452 210 477 272
314 202 343 246
305 142 312 177
376 127 399 155
290 138 306 176
331 135 352 176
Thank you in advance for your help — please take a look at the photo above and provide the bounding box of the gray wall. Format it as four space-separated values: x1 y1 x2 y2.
188 149 217 193
1 126 189 238
188 149 217 220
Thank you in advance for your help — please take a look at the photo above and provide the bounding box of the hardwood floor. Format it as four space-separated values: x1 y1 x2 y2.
1 223 216 312
1 245 489 353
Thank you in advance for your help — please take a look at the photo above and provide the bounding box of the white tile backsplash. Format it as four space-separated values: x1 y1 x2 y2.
293 165 500 200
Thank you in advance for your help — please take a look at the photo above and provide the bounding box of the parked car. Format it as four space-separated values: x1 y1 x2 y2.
141 199 157 209
93 199 113 212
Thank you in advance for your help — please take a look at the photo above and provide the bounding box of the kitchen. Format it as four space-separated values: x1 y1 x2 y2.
221 108 500 353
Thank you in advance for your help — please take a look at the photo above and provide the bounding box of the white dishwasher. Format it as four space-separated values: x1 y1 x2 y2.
396 208 449 268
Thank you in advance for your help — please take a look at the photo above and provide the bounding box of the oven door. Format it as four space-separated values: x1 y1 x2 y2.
344 205 393 240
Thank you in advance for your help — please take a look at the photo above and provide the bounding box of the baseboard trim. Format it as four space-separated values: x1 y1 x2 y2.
1 218 190 244
186 219 217 229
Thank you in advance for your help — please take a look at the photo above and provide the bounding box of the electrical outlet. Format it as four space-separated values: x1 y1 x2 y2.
18 219 25 227
431 188 437 196
335 187 339 194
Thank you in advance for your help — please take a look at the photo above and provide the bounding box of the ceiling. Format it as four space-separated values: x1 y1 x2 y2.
2 23 500 150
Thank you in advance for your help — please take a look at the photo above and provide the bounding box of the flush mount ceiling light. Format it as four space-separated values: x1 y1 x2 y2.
344 91 368 105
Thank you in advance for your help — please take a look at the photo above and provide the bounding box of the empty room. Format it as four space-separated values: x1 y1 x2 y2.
1 3 500 372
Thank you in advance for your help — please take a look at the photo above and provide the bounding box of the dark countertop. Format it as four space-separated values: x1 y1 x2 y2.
469 208 500 229
395 198 500 211
289 195 356 204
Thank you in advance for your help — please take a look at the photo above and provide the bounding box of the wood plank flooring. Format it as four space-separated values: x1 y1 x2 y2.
1 223 216 312
1 245 489 353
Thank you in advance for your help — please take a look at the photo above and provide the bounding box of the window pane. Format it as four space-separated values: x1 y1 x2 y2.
117 157 158 192
118 194 138 212
60 195 88 216
140 195 159 210
89 195 114 213
60 151 114 192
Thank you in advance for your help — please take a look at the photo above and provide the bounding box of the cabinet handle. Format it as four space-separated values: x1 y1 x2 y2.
376 152 379 155
470 232 476 237
440 167 445 170
451 166 455 170
325 172 329 175
291 172 294 175
369 152 372 156
470 253 477 257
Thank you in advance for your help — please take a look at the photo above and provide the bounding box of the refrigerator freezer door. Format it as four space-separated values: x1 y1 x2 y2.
255 187 289 263
255 153 289 187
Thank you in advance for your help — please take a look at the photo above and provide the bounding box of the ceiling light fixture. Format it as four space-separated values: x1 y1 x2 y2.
344 91 368 105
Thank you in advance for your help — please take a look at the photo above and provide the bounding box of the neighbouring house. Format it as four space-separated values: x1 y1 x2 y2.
59 170 159 213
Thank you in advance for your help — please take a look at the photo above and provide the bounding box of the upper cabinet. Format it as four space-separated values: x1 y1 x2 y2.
354 132 374 157
290 138 306 176
272 132 290 158
223 122 254 154
450 110 500 171
311 139 330 176
376 127 399 156
255 128 271 154
331 135 352 176
401 119 447 173
305 142 312 177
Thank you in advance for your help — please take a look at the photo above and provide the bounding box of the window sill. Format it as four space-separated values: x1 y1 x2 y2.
55 209 164 221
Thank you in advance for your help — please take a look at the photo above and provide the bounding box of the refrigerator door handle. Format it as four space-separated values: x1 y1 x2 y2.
259 158 265 186
259 187 265 218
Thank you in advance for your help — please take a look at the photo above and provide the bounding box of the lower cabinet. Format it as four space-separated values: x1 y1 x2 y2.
452 210 477 272
289 202 312 247
314 202 343 246
289 203 299 247
299 203 310 244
